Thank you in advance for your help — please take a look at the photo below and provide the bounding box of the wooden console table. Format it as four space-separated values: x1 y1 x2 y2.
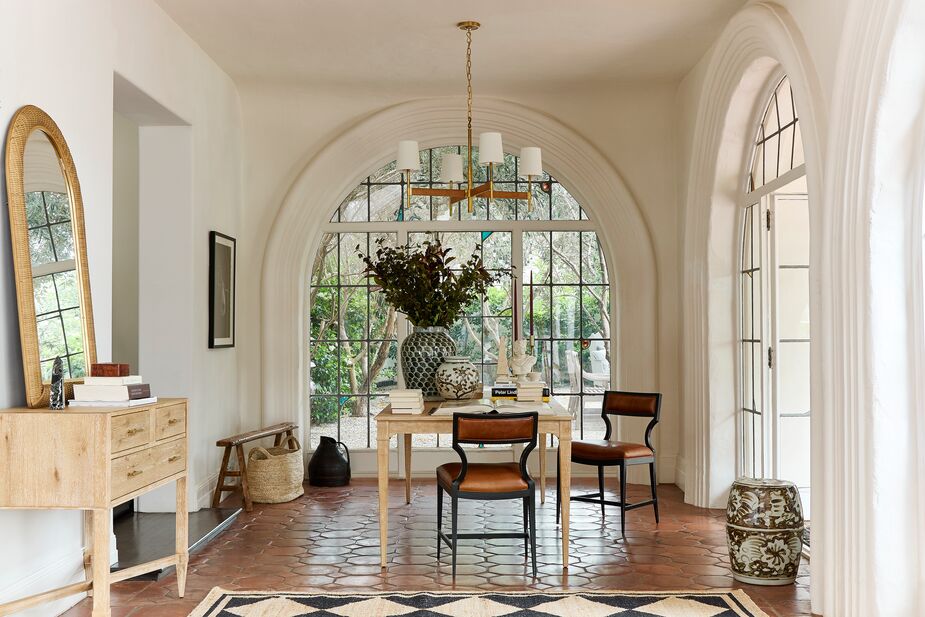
0 398 189 617
375 401 573 568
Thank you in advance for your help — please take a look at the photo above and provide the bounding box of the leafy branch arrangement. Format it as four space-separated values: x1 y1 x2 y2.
358 238 500 328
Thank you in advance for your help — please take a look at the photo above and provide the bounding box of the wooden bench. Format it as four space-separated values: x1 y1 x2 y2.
212 422 297 511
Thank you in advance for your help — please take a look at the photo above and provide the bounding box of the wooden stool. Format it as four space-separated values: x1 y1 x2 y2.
212 422 297 511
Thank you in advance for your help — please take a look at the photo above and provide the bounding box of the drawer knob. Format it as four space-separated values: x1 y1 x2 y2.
127 470 143 478
168 418 180 425
168 455 181 463
126 428 143 436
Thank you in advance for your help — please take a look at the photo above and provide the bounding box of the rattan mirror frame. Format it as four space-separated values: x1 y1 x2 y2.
4 105 97 407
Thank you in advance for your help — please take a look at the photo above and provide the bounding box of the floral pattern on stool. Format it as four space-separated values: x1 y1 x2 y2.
726 477 804 585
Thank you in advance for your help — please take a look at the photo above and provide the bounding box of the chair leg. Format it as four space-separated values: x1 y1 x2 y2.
436 485 443 560
529 491 538 578
649 462 659 524
597 465 606 520
450 494 459 578
555 449 561 526
522 497 529 561
619 461 627 539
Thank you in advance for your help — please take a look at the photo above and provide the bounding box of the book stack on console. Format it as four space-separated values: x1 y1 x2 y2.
69 363 157 407
516 381 548 403
491 382 550 402
389 389 424 414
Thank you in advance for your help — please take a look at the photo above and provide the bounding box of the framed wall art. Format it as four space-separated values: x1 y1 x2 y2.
209 231 236 348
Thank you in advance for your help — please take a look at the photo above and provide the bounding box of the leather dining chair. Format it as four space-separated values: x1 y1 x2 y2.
436 411 539 578
556 391 661 537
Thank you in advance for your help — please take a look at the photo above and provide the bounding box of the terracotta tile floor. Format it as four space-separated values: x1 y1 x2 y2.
63 479 812 616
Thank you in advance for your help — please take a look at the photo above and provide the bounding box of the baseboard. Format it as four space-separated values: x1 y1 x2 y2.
0 549 86 617
675 455 687 492
197 471 219 509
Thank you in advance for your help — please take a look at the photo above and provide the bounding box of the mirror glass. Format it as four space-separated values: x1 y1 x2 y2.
23 130 86 382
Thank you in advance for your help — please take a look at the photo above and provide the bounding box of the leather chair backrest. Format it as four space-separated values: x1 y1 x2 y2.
603 391 661 419
454 412 538 445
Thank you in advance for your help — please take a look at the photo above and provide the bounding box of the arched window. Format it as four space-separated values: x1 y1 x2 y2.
308 146 613 451
739 76 811 513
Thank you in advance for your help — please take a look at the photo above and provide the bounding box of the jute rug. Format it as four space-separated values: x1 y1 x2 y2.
189 589 769 617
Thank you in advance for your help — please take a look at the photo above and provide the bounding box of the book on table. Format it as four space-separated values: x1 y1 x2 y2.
72 383 151 402
69 396 158 408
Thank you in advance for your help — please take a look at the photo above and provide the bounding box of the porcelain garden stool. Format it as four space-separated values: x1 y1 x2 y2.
726 477 805 585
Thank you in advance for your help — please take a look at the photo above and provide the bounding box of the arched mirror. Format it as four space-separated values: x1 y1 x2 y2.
5 105 96 407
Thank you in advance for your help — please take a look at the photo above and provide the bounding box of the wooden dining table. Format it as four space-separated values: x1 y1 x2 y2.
375 400 573 568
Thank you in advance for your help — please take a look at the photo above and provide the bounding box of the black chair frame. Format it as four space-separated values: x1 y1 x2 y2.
556 391 662 538
437 411 539 578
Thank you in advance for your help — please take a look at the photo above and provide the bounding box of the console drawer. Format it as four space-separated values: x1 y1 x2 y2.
155 403 186 441
111 410 150 453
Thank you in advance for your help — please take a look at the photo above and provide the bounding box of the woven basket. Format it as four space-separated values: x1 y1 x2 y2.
247 436 305 504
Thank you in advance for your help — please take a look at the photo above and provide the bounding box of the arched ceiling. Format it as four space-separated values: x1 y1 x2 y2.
154 0 745 88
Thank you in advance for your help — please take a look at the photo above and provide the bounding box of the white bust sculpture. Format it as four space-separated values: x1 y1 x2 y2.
509 339 537 379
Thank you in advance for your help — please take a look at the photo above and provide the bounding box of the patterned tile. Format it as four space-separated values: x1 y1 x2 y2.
61 481 812 617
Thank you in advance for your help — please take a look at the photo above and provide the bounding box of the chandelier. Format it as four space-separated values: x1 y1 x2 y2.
396 21 542 214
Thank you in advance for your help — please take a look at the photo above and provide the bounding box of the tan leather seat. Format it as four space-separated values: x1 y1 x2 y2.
571 439 653 461
436 462 529 493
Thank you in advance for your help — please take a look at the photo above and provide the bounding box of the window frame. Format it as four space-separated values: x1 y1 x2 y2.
308 148 616 452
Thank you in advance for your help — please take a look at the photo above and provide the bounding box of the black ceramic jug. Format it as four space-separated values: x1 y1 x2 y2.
308 436 351 486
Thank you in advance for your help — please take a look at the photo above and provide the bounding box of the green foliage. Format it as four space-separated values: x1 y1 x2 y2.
358 238 501 328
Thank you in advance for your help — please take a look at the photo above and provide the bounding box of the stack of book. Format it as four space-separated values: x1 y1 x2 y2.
70 363 157 407
516 381 548 403
491 381 550 402
389 389 424 414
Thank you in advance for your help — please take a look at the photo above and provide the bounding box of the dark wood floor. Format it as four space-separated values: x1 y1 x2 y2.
63 479 811 616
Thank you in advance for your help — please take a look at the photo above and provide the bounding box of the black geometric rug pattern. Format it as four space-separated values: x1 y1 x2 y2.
189 589 769 617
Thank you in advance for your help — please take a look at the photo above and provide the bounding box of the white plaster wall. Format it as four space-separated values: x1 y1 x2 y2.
112 0 245 511
0 2 113 614
112 111 140 370
235 81 683 483
0 0 244 612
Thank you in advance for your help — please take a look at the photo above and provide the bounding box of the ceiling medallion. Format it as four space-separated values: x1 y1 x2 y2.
396 21 542 214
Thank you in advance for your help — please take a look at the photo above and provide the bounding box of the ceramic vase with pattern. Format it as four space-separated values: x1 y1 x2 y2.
435 355 482 400
400 326 456 400
726 477 804 585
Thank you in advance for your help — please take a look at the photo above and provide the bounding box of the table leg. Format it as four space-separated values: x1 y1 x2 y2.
378 430 390 568
91 509 111 616
539 433 547 504
559 432 571 568
404 433 412 504
176 475 189 597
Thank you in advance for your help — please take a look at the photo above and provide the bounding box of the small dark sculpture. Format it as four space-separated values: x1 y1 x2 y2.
49 356 65 410
307 437 351 486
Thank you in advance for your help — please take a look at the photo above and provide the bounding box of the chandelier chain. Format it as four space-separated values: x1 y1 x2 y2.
465 26 473 212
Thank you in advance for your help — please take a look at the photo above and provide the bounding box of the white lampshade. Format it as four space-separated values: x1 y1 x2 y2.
519 147 543 178
439 153 464 183
478 132 504 165
397 140 420 171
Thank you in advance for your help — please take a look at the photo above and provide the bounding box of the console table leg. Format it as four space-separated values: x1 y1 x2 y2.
91 509 111 617
176 476 189 597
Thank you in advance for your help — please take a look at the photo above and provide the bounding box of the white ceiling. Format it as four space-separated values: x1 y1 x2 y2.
154 0 745 88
